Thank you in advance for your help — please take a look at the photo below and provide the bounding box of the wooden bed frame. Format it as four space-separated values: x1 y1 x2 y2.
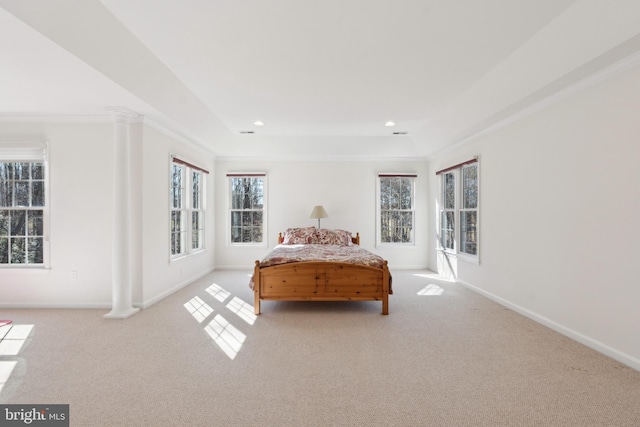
253 232 391 315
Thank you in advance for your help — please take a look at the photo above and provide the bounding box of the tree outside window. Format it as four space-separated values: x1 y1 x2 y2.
379 175 415 244
171 160 207 258
0 162 45 265
229 175 265 244
460 165 478 255
438 161 479 258
440 171 455 251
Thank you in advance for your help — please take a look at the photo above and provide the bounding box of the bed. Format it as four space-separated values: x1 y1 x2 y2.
251 227 392 315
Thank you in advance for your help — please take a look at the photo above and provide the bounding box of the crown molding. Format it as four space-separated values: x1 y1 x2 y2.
215 155 428 163
427 47 640 160
0 112 217 157
142 116 217 157
105 106 143 122
0 114 115 123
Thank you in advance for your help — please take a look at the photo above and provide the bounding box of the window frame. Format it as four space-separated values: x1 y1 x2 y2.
227 173 267 246
440 171 455 252
170 158 207 260
437 160 480 263
191 169 205 252
376 173 417 246
0 141 50 268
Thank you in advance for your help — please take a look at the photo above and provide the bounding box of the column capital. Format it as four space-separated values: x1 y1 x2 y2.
105 106 143 123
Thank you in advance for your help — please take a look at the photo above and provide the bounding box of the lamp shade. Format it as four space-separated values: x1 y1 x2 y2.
309 205 328 219
309 205 328 228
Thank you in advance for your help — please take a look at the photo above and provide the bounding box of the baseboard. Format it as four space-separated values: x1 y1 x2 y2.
456 279 640 373
214 264 430 270
213 265 255 270
0 269 217 311
0 303 111 309
385 265 429 270
139 267 216 309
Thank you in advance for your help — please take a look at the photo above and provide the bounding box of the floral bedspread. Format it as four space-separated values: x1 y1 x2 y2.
259 244 386 268
250 244 391 292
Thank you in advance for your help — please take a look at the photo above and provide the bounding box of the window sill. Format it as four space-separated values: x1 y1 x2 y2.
170 248 208 262
0 265 50 270
376 245 417 250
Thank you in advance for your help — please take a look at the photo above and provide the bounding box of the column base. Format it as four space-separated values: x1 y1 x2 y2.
104 307 140 319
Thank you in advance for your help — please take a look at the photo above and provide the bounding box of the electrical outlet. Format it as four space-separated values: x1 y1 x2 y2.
71 271 77 280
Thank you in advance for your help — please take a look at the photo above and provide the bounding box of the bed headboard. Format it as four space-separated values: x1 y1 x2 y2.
351 232 360 245
278 231 360 245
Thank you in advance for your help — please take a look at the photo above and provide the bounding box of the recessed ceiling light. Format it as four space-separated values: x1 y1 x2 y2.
385 121 395 127
254 121 265 126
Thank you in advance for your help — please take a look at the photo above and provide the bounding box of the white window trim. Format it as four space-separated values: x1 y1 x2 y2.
0 140 50 268
169 157 207 261
437 160 480 265
191 169 206 253
376 173 417 247
227 173 267 247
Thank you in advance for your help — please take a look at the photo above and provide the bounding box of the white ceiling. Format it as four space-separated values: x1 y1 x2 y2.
1 1 640 159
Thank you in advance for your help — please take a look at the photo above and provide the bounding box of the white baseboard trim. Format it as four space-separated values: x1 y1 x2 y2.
456 279 640 373
386 265 429 270
0 303 111 309
0 269 217 311
139 267 216 309
214 265 255 270
214 264 429 270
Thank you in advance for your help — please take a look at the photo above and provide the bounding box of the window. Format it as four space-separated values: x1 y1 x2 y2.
0 142 48 267
191 170 204 251
378 174 416 244
441 172 455 251
437 159 479 259
460 164 478 255
170 157 208 258
228 174 265 244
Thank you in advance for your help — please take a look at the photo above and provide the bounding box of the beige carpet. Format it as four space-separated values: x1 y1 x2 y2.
1 269 639 426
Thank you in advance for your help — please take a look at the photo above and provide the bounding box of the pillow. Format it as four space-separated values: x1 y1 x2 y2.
282 227 317 244
316 228 353 246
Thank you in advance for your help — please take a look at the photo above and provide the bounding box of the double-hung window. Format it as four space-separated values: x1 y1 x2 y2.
228 174 265 244
0 142 48 267
378 173 416 244
437 158 479 260
170 157 208 258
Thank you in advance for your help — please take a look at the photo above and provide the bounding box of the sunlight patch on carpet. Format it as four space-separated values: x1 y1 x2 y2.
0 361 17 394
226 297 257 325
184 296 214 323
204 315 246 360
0 324 33 394
205 283 231 302
417 284 444 296
0 324 33 356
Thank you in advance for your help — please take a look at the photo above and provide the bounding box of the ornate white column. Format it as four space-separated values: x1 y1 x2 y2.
104 107 141 319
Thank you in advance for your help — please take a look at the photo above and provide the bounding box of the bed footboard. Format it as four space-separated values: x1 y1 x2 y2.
253 260 390 315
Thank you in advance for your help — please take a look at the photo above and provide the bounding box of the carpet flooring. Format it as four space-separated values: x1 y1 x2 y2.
1 269 639 426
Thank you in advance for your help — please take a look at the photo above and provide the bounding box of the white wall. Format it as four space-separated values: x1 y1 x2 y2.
214 159 429 270
0 121 216 309
0 122 113 307
139 124 215 307
427 62 640 370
